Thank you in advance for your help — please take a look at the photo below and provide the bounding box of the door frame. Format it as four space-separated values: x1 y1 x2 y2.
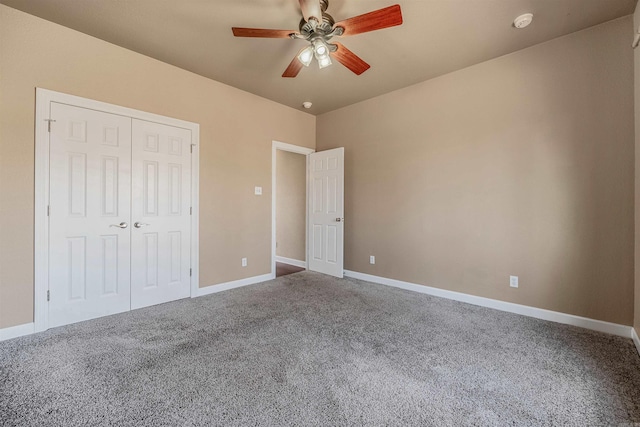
271 141 315 277
34 88 200 333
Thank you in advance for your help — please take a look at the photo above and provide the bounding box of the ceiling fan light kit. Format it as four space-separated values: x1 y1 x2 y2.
232 0 403 78
297 46 314 66
312 39 328 57
317 55 332 69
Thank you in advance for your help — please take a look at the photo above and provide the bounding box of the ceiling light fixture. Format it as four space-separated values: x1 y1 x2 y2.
297 37 334 69
302 101 313 109
312 38 328 56
317 54 332 69
513 13 533 29
297 46 314 66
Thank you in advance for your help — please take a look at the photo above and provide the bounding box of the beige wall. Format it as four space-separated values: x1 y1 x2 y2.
635 4 640 335
317 17 635 325
0 4 636 331
0 5 315 329
276 150 306 262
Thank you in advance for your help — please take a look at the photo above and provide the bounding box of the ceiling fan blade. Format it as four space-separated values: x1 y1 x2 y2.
232 27 296 38
334 4 403 36
299 0 322 22
282 55 304 78
331 42 370 75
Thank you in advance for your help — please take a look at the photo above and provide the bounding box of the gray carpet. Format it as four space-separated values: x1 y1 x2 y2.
1 271 639 426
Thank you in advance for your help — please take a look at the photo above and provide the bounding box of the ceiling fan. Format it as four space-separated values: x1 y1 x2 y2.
232 0 403 77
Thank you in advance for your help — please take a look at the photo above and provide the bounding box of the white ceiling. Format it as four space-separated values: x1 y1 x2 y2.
2 0 636 114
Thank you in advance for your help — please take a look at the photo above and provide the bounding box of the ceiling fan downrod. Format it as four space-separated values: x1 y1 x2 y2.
293 0 344 42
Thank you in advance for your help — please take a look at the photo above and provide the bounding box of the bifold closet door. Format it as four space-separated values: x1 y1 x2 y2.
130 119 192 309
48 102 132 328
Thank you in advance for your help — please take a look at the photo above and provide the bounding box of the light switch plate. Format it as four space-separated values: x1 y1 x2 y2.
254 186 262 195
510 275 519 288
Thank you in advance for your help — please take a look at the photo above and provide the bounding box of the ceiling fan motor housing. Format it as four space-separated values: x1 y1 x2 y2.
297 0 344 40
299 13 335 37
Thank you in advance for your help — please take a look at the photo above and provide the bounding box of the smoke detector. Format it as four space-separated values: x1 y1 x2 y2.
302 101 313 109
513 13 533 29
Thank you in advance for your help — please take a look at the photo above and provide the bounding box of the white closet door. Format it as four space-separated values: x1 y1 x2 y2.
48 102 132 328
130 119 192 309
308 147 344 278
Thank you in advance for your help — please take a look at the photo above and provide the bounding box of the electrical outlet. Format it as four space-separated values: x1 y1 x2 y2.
370 255 375 265
510 275 519 288
241 258 247 267
254 186 262 195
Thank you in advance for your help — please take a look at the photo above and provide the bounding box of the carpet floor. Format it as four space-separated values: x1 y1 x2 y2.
1 271 639 426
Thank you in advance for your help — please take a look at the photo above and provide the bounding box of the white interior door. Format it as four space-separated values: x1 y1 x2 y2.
130 119 192 309
308 147 344 278
48 102 132 328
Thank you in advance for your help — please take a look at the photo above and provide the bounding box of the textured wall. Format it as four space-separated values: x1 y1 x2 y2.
317 17 635 325
0 5 315 328
276 150 307 262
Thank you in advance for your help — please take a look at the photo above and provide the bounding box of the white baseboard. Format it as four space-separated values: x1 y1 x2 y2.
344 270 633 339
6 271 636 353
275 256 306 269
1 274 275 341
633 328 640 357
0 322 35 342
196 273 275 297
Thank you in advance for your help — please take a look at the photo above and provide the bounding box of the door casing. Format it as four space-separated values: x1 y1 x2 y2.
34 88 200 333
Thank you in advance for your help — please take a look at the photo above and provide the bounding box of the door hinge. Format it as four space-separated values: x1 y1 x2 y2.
47 205 50 216
190 207 192 215
190 268 192 277
47 290 50 302
44 119 56 132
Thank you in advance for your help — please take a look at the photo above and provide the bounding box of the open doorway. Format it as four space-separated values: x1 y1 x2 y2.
271 141 314 277
276 149 306 276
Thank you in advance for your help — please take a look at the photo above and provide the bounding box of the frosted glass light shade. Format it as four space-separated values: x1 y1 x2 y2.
318 55 332 69
297 46 314 67
313 39 328 56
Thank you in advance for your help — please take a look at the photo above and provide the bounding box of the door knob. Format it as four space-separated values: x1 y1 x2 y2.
134 222 150 228
336 218 344 222
109 222 128 229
